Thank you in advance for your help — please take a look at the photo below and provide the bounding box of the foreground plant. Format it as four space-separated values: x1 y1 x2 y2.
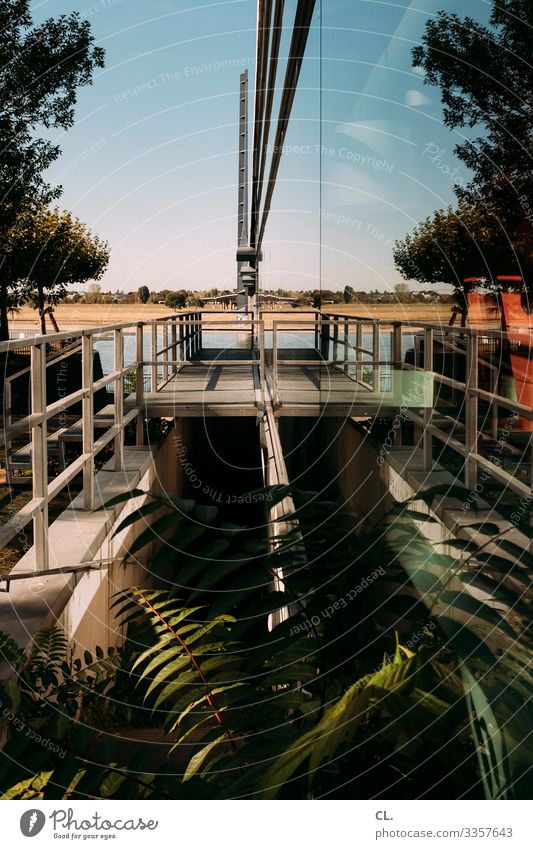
0 486 530 799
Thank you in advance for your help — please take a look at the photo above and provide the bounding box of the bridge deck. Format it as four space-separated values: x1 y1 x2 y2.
122 346 389 417
274 364 390 416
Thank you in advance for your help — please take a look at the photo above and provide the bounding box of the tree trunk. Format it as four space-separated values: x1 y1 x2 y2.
48 310 60 333
37 281 46 335
0 282 9 342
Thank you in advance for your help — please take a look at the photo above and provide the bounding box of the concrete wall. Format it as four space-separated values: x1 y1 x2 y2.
0 420 188 669
60 419 187 656
278 417 393 531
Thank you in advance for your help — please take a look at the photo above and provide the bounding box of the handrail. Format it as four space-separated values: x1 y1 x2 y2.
271 316 532 498
1 311 530 576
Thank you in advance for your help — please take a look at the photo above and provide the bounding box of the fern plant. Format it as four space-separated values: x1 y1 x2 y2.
0 484 530 799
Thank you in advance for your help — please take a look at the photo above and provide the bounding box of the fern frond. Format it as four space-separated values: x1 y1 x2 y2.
261 648 416 798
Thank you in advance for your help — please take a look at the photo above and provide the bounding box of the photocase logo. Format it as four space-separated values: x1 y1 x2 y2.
20 810 46 837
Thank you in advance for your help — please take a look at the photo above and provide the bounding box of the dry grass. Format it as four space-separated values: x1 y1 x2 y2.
10 302 454 334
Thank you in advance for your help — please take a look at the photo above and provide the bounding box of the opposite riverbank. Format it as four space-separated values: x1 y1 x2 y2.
9 302 454 335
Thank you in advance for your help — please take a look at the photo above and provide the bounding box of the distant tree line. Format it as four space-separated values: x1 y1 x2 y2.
65 286 444 307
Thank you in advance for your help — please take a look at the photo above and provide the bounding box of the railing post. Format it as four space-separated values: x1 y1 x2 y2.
392 322 402 367
320 316 330 360
259 320 265 403
136 323 144 446
333 319 339 364
198 311 203 351
314 315 319 351
179 316 185 362
490 361 499 441
372 322 380 392
151 322 158 391
423 328 434 470
114 329 124 471
4 377 13 488
392 322 403 443
356 321 363 383
343 320 349 375
82 334 94 511
465 331 479 490
162 320 169 384
171 318 178 376
273 322 278 400
31 342 48 570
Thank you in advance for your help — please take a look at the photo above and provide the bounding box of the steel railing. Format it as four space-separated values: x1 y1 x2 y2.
270 314 533 499
1 311 531 572
0 312 201 570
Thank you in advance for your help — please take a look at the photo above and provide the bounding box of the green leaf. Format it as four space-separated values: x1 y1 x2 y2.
462 522 501 536
112 500 165 535
102 488 147 509
495 540 533 570
443 538 480 553
261 650 416 797
142 656 195 701
182 734 226 781
435 616 495 664
409 568 442 594
439 591 518 638
460 573 531 616
125 514 179 556
2 678 21 713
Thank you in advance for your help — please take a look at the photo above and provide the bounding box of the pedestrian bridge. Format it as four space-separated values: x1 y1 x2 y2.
1 309 532 581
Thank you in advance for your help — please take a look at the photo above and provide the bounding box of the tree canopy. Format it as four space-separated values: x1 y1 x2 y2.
10 207 109 334
165 290 188 309
393 203 519 296
412 0 533 288
137 285 150 304
0 2 104 339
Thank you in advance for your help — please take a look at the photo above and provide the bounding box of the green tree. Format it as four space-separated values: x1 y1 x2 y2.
0 3 104 339
85 282 103 305
393 204 518 298
11 207 109 334
343 285 355 304
413 1 533 287
393 282 411 304
165 290 188 309
137 285 150 304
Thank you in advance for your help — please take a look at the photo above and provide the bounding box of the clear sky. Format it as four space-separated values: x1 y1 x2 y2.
31 0 490 294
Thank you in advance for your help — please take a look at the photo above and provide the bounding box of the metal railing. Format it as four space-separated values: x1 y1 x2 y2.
0 312 199 571
270 316 401 398
3 337 83 486
143 318 266 409
268 313 532 498
1 311 531 573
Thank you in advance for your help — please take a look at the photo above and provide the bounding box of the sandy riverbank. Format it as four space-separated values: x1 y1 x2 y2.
8 302 454 334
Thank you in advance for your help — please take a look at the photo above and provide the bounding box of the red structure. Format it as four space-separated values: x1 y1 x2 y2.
465 277 533 432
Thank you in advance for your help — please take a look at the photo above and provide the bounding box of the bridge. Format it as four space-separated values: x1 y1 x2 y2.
0 0 532 805
1 309 531 584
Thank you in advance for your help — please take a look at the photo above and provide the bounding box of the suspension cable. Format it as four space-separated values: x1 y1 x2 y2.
251 0 273 246
255 0 317 252
253 0 285 244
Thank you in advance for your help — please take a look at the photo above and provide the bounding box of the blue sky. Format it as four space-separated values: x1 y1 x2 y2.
31 0 490 293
